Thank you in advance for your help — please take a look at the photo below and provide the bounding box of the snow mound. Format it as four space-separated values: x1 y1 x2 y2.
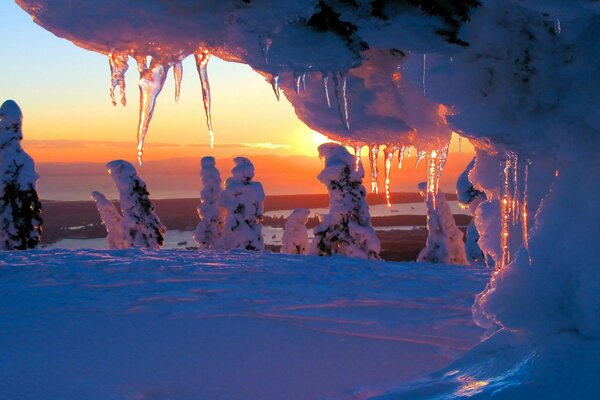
0 249 489 400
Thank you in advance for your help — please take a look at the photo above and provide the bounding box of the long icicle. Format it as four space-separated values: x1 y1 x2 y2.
369 145 380 193
354 144 362 172
173 60 183 102
415 150 427 167
384 146 398 207
108 53 129 107
426 150 438 208
322 73 331 108
136 59 169 165
398 146 406 169
522 159 532 265
294 72 302 94
333 71 350 130
194 48 214 148
500 154 514 269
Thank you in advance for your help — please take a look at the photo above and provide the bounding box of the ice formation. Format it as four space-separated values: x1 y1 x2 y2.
90 191 126 250
193 156 224 250
0 100 42 250
106 160 166 249
281 208 310 255
417 182 467 265
311 143 380 260
456 158 486 266
220 157 265 251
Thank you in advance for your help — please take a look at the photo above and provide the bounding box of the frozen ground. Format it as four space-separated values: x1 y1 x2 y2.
0 250 489 400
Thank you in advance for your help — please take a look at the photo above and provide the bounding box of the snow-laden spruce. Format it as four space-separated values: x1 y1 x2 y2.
90 191 126 249
0 100 42 250
106 160 166 250
193 156 224 250
456 158 486 266
311 143 380 259
417 182 467 265
281 208 310 255
220 157 265 251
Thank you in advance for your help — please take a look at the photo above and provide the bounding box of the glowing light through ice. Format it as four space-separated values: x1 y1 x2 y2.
333 71 350 130
369 144 380 193
173 60 183 102
354 144 362 172
384 145 398 207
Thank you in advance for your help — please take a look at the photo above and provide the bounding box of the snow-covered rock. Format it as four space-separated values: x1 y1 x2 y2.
193 156 224 250
311 143 380 259
0 100 42 250
417 182 467 265
281 208 310 255
220 157 265 251
106 160 166 250
90 191 126 250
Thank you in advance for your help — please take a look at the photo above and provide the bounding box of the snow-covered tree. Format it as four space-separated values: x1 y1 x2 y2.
311 143 380 259
220 157 265 251
91 191 126 249
193 156 224 249
106 160 166 250
417 182 467 265
0 100 42 250
281 208 310 255
456 157 487 266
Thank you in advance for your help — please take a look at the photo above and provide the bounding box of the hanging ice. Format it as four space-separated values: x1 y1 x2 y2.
333 71 350 130
368 144 380 193
353 144 362 172
259 36 272 63
425 144 449 208
194 48 214 148
269 74 280 101
136 59 169 165
398 146 406 169
422 54 427 96
554 17 562 35
322 73 331 108
522 159 532 265
173 60 183 102
294 72 302 94
108 53 129 107
384 146 398 207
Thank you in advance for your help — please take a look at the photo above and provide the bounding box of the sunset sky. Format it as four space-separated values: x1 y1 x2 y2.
2 1 473 200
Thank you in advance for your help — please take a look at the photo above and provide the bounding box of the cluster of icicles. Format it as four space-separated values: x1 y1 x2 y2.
351 143 450 209
500 151 532 269
107 48 352 166
107 48 213 165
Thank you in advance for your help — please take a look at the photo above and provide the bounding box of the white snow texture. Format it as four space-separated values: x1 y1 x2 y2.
193 156 224 249
281 208 310 255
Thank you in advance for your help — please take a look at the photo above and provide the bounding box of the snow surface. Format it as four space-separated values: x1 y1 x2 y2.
0 249 489 400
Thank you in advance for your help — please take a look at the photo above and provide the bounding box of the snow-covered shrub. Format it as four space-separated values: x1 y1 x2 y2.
193 156 224 249
90 191 126 249
281 208 310 255
106 160 166 250
456 157 487 266
311 143 380 259
220 157 265 251
0 100 42 250
417 182 467 265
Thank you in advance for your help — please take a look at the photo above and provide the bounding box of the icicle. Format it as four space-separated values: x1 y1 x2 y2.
353 144 362 172
458 136 462 155
422 54 427 96
384 146 398 207
134 55 148 73
136 60 169 165
333 71 350 130
301 73 307 91
108 53 129 107
415 150 427 167
407 146 412 158
194 48 214 148
500 154 514 269
398 146 405 169
294 72 302 94
512 154 520 225
522 159 532 265
270 74 281 101
260 36 272 63
173 60 183 102
368 145 380 193
322 73 331 108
